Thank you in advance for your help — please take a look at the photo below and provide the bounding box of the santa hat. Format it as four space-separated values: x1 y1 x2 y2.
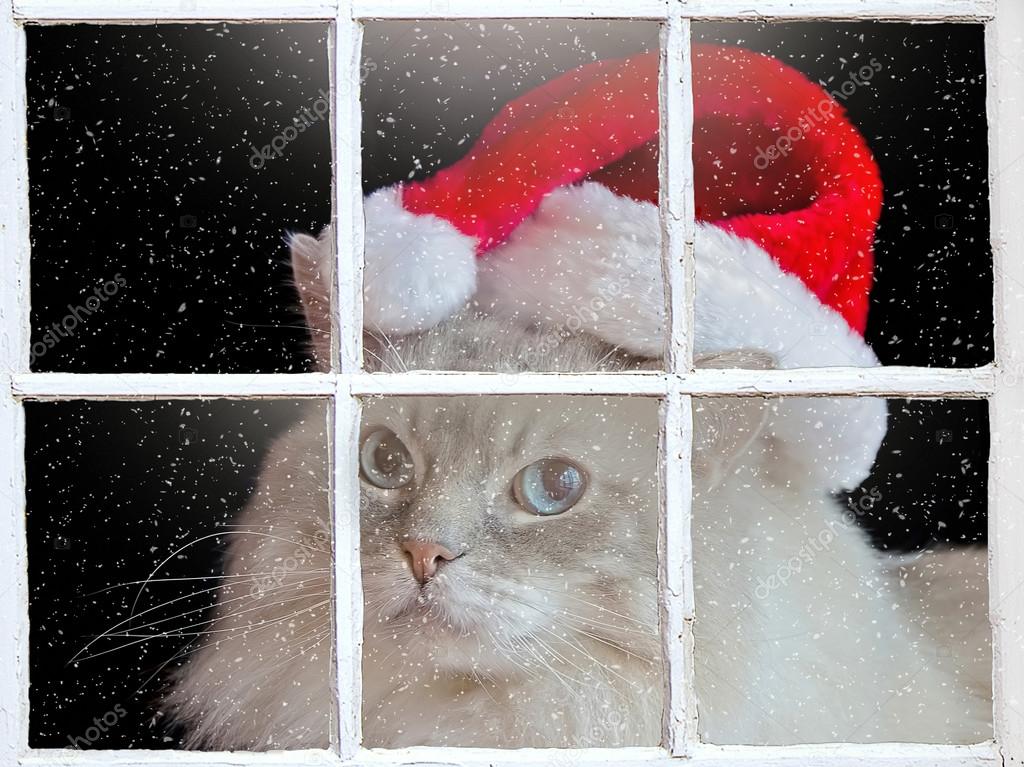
359 44 887 489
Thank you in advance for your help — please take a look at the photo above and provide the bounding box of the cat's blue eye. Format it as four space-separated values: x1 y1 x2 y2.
512 458 587 516
360 428 414 489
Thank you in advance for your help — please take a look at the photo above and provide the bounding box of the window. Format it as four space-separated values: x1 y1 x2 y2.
2 0 1022 765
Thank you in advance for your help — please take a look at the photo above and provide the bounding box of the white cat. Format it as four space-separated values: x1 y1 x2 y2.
163 220 990 749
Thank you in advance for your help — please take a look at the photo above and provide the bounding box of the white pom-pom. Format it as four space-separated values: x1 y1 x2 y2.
363 185 478 335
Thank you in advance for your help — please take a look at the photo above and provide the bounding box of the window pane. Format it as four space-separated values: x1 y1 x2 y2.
691 23 990 369
27 399 332 750
359 394 662 747
358 20 664 371
691 396 990 744
27 24 331 373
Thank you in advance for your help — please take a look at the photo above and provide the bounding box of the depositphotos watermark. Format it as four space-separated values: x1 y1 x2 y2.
249 88 330 170
249 518 331 599
66 703 127 749
754 58 882 170
31 274 126 365
753 485 882 600
517 262 634 372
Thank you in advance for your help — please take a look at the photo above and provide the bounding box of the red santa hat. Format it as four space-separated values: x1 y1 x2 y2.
354 44 887 489
364 44 881 336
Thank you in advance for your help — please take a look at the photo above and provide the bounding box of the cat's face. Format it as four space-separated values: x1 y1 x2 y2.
287 229 768 684
359 394 661 676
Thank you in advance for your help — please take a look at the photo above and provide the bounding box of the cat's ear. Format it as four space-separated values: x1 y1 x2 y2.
289 228 334 371
692 349 775 487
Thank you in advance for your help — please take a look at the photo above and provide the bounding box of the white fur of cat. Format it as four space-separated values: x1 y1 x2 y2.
164 224 990 747
164 322 667 749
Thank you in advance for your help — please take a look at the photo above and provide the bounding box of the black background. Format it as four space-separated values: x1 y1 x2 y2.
28 23 331 374
25 21 989 748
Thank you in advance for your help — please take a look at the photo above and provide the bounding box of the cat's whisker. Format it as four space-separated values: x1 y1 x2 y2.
372 330 409 373
208 585 331 626
87 598 334 665
80 596 332 661
489 591 657 685
531 621 629 671
77 582 330 662
362 345 399 374
264 632 331 673
90 573 243 593
530 587 656 628
71 580 241 663
494 588 654 643
116 528 331 647
210 527 332 554
224 319 327 335
537 635 650 700
592 343 627 370
557 623 654 668
479 605 581 683
132 637 197 699
513 635 587 698
524 629 594 679
483 626 541 682
215 587 331 625
468 667 502 704
134 574 326 636
180 600 331 655
85 569 332 597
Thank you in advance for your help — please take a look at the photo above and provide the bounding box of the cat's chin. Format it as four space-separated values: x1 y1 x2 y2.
364 577 553 678
389 578 510 637
368 609 534 679
390 592 479 636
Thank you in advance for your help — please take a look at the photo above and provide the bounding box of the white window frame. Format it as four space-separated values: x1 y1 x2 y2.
0 0 1020 765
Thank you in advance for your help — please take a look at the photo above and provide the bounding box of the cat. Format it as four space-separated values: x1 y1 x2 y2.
163 310 666 749
163 228 991 749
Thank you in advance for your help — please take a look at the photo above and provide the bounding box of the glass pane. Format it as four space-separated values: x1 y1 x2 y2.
359 394 663 747
691 395 990 744
691 23 990 369
27 399 332 750
28 24 331 373
357 20 664 371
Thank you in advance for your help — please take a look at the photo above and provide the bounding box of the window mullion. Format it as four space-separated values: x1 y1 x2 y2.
334 3 364 376
676 0 994 20
333 1 365 759
8 0 992 22
332 386 363 759
661 7 695 374
987 0 1024 760
350 0 670 19
0 3 31 761
5 368 996 400
12 0 339 21
661 387 698 755
660 7 698 756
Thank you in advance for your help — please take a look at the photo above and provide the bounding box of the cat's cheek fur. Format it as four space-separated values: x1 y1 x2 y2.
693 453 991 744
161 414 334 750
288 229 334 370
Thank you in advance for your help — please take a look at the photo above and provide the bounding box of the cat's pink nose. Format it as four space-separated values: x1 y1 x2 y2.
402 541 457 583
